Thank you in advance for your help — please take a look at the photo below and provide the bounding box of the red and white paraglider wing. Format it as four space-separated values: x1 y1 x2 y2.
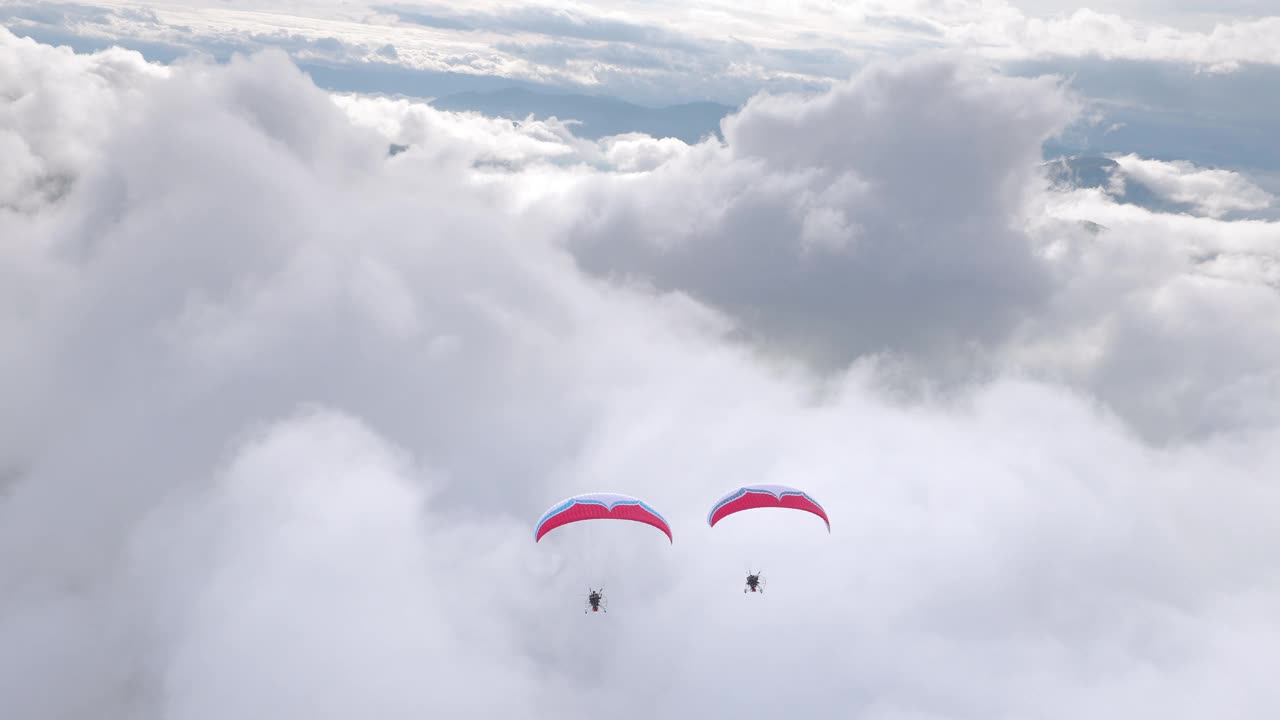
707 484 830 531
534 492 674 543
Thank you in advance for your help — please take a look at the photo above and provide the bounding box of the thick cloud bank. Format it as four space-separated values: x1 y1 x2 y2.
555 58 1280 443
566 59 1079 374
3 28 1280 720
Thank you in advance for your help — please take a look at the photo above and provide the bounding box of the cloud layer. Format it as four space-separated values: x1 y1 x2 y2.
3 28 1280 720
5 0 1280 108
542 54 1280 443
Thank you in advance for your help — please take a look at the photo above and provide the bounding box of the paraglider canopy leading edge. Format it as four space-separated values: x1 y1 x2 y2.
534 492 674 543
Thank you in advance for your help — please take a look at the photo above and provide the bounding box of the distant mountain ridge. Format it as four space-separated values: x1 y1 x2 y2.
428 87 736 143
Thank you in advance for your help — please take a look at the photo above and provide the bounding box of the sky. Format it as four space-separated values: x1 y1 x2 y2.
2 1 1280 719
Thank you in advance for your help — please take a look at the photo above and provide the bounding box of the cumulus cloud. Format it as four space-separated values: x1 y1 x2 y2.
562 57 1080 377
0 32 166 212
530 56 1280 444
1109 153 1275 218
3 27 1280 720
332 91 593 168
1023 187 1280 439
143 408 561 720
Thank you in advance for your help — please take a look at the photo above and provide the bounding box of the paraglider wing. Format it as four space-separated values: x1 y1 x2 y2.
708 484 830 531
535 492 673 543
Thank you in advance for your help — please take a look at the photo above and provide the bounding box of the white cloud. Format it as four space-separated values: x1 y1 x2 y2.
144 408 556 720
559 56 1082 380
499 55 1280 443
0 31 166 213
6 0 1280 109
3 29 1280 720
1109 153 1275 217
599 133 692 173
331 91 591 168
978 8 1280 68
1019 186 1280 438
